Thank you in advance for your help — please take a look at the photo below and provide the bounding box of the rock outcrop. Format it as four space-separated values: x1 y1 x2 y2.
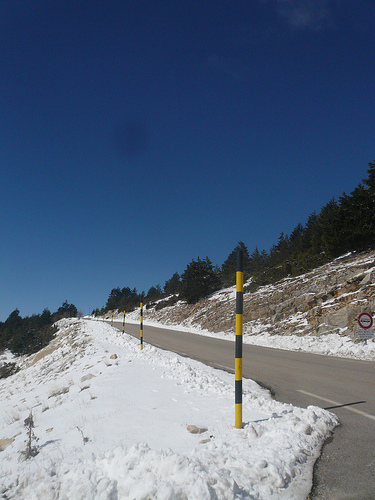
143 251 375 340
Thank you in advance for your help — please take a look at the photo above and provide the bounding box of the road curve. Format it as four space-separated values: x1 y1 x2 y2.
111 320 375 499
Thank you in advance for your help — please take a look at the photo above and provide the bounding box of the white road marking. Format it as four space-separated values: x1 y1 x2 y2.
298 390 375 421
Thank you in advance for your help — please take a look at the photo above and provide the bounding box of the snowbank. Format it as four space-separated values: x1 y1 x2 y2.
0 319 338 499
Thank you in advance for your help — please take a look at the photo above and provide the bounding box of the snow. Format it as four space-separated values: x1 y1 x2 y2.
0 318 338 499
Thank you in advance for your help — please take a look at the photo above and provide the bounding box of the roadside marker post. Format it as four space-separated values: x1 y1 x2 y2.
122 310 126 334
140 295 144 350
235 249 244 429
111 312 113 326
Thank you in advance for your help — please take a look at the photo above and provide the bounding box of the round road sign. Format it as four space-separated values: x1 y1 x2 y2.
358 312 373 329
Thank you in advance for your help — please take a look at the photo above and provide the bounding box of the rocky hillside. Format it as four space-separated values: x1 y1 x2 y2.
141 251 375 340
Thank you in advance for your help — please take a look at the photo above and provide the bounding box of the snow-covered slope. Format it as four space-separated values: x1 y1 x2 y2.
0 319 338 499
123 251 375 361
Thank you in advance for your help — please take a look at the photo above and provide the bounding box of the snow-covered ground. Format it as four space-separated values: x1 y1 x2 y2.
0 318 338 499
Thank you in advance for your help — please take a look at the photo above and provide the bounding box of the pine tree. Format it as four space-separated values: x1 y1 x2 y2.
54 301 77 320
361 161 375 247
105 288 123 311
248 246 265 274
289 223 304 254
164 272 181 295
317 198 344 256
145 284 163 302
364 160 375 190
180 257 221 304
221 242 250 286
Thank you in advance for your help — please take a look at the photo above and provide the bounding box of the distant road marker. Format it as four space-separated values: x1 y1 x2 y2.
297 390 375 421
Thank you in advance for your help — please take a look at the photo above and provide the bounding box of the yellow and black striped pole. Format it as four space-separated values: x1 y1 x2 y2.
111 312 113 326
235 249 244 429
122 310 126 334
140 295 144 350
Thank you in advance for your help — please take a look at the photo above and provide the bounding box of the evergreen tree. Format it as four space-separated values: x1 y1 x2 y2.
53 301 77 321
105 288 123 311
145 284 163 302
221 242 250 286
40 308 52 325
248 247 265 274
164 272 181 295
0 309 22 351
360 161 375 247
339 182 375 252
105 286 139 312
364 160 375 190
289 223 304 254
317 198 344 256
302 211 319 252
268 232 291 266
0 308 56 356
180 257 221 304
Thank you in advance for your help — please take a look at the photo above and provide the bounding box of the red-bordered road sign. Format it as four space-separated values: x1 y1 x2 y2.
358 312 373 329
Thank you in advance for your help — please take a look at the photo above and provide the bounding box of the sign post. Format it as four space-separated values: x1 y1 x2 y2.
358 312 373 330
356 313 374 344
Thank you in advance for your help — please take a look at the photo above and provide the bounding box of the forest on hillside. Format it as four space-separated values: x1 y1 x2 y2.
94 161 375 313
0 301 77 361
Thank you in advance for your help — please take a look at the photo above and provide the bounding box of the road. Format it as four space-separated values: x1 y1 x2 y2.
111 320 375 499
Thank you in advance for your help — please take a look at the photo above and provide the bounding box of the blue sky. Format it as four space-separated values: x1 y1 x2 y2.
1 0 374 319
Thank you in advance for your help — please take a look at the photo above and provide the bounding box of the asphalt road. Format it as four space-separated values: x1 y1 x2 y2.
111 320 375 499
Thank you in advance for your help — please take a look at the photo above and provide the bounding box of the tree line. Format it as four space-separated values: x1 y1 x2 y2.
0 301 77 356
99 160 375 312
